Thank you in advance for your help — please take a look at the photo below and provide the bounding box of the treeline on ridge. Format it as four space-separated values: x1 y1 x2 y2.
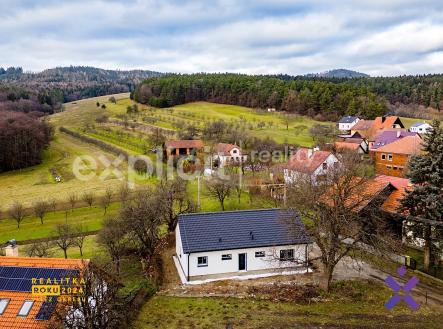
133 74 387 120
278 74 443 109
1 66 162 104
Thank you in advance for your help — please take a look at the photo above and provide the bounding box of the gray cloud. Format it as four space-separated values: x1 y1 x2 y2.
0 0 442 75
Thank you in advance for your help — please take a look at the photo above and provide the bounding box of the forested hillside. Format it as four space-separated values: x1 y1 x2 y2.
0 85 60 114
0 66 161 103
133 73 387 121
279 74 443 109
0 111 52 172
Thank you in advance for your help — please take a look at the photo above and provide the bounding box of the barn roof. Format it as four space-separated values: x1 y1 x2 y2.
165 140 204 149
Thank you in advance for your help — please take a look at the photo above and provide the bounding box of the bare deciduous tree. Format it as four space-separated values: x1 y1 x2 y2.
97 217 127 274
50 262 123 329
286 153 399 291
54 223 74 259
68 193 77 212
48 198 57 213
118 184 130 202
72 224 87 257
158 178 195 231
32 200 48 224
24 240 53 258
206 177 233 211
82 192 95 208
119 189 166 282
9 201 25 229
100 188 113 215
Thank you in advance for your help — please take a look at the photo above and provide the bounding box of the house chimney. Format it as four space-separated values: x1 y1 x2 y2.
5 239 18 257
307 149 313 158
397 131 401 138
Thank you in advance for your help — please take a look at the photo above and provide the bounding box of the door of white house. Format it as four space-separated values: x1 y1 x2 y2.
238 253 247 271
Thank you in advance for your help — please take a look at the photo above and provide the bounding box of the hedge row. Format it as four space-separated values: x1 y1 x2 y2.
59 126 130 158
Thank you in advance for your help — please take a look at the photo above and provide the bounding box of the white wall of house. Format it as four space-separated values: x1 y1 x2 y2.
175 225 188 278
410 123 432 134
216 147 247 167
176 243 308 279
284 154 339 184
339 118 360 132
360 140 369 153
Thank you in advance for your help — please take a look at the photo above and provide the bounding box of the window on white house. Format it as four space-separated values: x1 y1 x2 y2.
322 162 328 170
197 256 208 267
0 299 10 315
255 251 265 258
388 154 393 161
280 249 294 261
221 254 232 260
381 153 386 160
17 300 34 317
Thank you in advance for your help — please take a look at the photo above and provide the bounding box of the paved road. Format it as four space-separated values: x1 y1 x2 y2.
310 244 443 309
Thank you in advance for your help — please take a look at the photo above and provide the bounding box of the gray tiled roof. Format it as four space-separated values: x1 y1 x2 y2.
178 209 312 253
339 116 359 123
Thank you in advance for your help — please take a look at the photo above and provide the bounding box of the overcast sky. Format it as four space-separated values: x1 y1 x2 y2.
1 0 443 76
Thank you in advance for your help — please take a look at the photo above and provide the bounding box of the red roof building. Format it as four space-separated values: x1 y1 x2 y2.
373 135 423 178
0 256 86 329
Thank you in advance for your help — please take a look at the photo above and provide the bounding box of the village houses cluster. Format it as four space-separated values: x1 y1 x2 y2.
163 115 433 282
0 111 436 327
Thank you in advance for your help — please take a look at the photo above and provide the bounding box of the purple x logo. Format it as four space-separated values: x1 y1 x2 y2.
385 266 419 310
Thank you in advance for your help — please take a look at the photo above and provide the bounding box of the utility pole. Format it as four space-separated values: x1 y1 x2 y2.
197 175 201 210
283 184 287 207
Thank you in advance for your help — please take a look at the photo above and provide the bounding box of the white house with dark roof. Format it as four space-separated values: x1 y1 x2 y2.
338 116 360 132
409 122 432 134
174 209 312 283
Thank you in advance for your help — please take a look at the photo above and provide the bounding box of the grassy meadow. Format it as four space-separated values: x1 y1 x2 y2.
0 94 320 212
132 281 442 329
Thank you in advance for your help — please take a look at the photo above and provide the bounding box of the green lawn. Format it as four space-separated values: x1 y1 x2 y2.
18 235 103 260
187 178 276 212
0 177 274 243
132 280 442 329
0 132 130 209
399 117 432 129
0 203 119 242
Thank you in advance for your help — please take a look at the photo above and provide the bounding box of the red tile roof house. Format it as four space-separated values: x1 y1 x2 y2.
283 148 339 184
372 175 443 257
164 140 204 159
373 135 423 178
369 130 418 152
0 251 86 329
212 143 247 168
334 141 366 154
350 116 406 148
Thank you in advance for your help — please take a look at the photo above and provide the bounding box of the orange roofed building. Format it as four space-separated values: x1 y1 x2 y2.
0 255 86 329
373 135 422 178
350 116 405 147
164 140 204 159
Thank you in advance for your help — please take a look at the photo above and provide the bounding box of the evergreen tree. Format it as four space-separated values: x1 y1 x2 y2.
401 120 443 271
